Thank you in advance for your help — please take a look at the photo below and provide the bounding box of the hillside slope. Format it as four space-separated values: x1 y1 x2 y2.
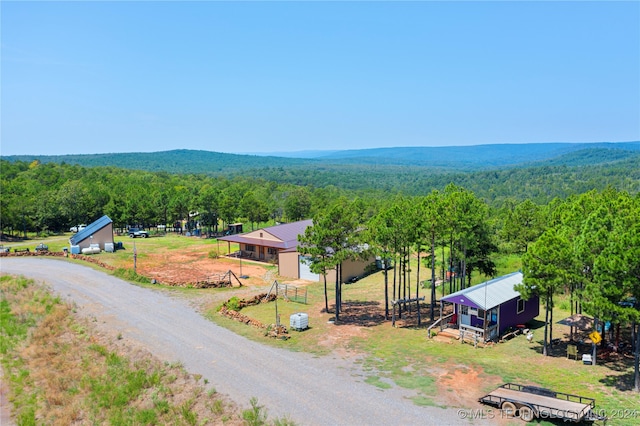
4 142 638 172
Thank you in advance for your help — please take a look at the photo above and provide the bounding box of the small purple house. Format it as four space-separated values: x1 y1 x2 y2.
440 272 539 341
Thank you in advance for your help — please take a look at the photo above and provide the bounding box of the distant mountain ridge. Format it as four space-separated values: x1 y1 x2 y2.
311 141 640 169
2 141 638 173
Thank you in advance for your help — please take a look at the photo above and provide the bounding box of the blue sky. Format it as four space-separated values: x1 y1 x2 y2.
2 1 639 156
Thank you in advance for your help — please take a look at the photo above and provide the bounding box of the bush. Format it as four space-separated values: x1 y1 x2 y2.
557 299 570 311
113 268 150 284
208 250 219 259
225 297 241 312
242 397 267 426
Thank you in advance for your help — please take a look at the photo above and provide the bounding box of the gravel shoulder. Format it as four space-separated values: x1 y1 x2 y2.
1 257 480 425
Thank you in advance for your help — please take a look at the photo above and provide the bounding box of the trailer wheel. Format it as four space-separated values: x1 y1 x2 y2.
501 401 517 417
519 406 535 422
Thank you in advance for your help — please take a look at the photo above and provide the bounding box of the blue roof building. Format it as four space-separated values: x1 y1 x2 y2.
69 215 114 250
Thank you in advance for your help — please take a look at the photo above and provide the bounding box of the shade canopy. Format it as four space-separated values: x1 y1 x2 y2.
557 314 594 331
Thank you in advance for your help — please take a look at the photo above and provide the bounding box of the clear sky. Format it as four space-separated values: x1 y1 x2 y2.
2 1 639 156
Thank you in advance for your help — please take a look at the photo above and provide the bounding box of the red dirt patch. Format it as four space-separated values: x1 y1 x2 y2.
318 323 368 356
437 365 486 407
436 364 509 422
136 251 271 287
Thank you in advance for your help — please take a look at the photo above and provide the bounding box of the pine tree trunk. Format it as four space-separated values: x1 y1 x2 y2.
634 322 639 392
543 290 550 356
430 234 436 322
416 248 421 326
338 263 342 314
335 264 340 322
323 273 329 313
384 267 389 320
550 300 554 347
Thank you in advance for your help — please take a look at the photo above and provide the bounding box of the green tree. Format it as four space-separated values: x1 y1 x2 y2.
367 203 403 320
298 218 333 314
503 199 544 253
417 191 445 321
520 229 574 356
300 198 361 322
284 187 312 222
240 191 269 230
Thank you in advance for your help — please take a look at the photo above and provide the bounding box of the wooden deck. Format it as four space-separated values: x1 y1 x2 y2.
482 387 593 421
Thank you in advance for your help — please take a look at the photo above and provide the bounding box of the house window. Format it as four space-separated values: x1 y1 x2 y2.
517 298 525 314
268 248 277 255
459 305 469 316
246 245 256 252
469 308 478 316
478 309 485 319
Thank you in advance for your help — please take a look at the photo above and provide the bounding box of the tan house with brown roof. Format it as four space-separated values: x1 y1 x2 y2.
217 220 373 282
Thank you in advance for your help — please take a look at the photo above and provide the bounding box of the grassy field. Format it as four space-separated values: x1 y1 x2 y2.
3 233 640 424
0 275 247 425
208 266 640 425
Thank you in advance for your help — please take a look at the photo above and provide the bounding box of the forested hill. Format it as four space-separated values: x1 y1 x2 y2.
3 141 639 173
3 142 639 205
2 149 317 174
311 141 640 168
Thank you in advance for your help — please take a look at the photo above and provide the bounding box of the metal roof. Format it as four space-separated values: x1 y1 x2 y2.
265 219 313 243
69 215 112 245
218 219 313 250
440 271 523 310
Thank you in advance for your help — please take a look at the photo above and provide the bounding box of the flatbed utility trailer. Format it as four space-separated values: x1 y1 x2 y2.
479 383 607 423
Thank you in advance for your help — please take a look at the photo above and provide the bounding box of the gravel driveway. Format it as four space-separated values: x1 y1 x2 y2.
1 257 479 425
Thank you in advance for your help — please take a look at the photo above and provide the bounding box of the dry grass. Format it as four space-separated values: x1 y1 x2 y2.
1 274 245 425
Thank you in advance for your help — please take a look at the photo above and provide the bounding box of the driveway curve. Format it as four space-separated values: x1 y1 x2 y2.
1 257 479 425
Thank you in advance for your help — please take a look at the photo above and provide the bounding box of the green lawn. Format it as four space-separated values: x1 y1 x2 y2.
8 233 639 424
210 267 640 425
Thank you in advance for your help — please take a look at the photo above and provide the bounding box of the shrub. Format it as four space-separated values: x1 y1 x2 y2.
225 297 241 312
242 397 267 426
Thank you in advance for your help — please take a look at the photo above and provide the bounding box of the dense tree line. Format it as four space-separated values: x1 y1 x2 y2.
244 160 640 206
0 160 355 236
3 158 638 389
4 147 639 209
299 185 532 323
2 160 555 243
516 189 640 390
298 186 639 390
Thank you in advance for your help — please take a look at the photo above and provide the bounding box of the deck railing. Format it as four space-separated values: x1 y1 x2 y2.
427 313 454 338
459 324 485 347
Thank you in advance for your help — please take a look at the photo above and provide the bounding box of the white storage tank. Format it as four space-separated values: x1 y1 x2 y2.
104 242 114 253
290 313 309 331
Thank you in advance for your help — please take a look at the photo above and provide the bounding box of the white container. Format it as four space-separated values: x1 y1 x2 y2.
70 245 81 254
290 313 309 331
81 247 100 255
104 242 114 253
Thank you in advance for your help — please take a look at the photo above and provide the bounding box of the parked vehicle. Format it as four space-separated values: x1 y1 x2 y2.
128 228 149 238
479 383 606 423
35 243 49 252
70 224 87 233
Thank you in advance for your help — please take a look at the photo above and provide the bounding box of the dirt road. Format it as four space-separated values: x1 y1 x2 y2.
1 258 481 425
